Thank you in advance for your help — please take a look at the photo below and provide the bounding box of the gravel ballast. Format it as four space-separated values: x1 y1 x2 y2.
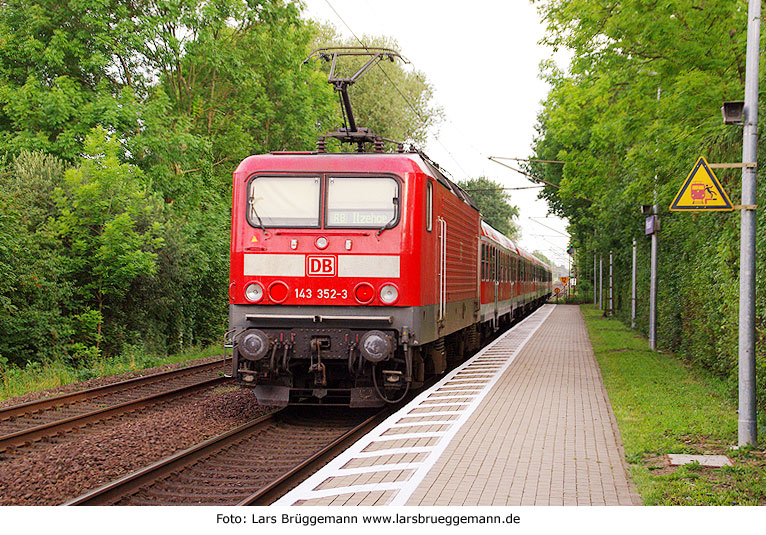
0 379 271 505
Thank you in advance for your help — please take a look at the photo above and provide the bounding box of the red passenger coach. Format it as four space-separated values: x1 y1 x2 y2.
228 150 551 407
479 222 552 328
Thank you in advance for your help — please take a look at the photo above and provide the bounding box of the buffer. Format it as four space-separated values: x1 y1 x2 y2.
669 157 733 211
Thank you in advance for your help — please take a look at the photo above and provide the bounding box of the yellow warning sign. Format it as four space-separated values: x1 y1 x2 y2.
669 157 733 211
560 277 569 286
251 236 259 242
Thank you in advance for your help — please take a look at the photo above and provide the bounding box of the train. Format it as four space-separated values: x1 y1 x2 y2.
227 148 552 407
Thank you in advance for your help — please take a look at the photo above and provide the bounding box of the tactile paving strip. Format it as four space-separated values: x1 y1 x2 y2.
272 304 555 506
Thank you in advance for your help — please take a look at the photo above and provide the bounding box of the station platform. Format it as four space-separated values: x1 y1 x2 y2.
273 304 642 506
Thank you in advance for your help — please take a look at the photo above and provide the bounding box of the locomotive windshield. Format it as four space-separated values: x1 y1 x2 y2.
248 176 321 227
326 176 399 228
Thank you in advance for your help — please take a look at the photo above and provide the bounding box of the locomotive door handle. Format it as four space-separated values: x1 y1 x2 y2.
438 217 446 322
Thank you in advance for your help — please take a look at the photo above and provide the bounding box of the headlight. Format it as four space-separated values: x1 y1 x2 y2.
237 329 270 360
245 282 264 303
359 330 393 363
379 284 399 304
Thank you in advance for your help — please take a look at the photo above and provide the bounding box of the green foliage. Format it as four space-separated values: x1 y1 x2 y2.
131 1 336 205
0 151 71 365
51 128 164 360
532 0 766 411
458 176 521 240
0 0 140 160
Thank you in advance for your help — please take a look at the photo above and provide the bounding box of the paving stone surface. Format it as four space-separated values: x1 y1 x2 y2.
406 305 642 506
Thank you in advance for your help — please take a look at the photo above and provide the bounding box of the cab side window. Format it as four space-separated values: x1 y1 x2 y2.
426 181 433 232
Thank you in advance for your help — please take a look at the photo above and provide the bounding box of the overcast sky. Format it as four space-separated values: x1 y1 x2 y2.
301 0 572 268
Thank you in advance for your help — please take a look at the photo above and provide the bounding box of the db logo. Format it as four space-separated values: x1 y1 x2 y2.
307 256 336 277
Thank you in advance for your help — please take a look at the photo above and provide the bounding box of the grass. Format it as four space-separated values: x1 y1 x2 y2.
0 344 222 402
580 304 766 505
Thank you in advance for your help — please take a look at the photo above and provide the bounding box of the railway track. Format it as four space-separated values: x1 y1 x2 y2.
66 406 388 506
0 358 231 453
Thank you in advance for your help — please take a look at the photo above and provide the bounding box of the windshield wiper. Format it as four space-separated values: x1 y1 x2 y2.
249 199 267 234
377 197 399 237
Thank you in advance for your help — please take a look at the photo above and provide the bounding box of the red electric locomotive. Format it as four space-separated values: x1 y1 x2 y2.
226 48 552 407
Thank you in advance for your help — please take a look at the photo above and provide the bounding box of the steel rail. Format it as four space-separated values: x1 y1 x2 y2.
0 375 230 452
64 408 389 507
0 358 231 422
64 411 281 506
237 408 390 506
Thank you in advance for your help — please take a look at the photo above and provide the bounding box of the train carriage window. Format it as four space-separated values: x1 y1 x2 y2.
426 181 433 232
326 176 399 228
484 244 489 281
248 175 320 227
484 245 489 281
500 254 504 282
486 246 490 281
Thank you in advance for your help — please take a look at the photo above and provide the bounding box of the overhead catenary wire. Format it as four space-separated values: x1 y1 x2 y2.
489 156 595 203
528 217 570 237
491 156 566 164
463 185 544 192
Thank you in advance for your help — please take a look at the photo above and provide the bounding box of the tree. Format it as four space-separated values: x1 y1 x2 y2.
532 250 553 266
0 151 72 365
53 128 164 359
0 0 141 160
458 176 521 240
131 1 337 204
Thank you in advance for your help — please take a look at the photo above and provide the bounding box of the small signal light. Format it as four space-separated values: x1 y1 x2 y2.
268 281 289 303
354 282 375 304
